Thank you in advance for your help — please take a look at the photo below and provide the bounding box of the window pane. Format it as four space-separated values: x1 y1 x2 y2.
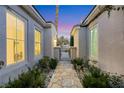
6 12 25 65
35 43 40 56
35 29 41 56
38 32 41 42
15 40 25 62
17 18 25 40
6 12 16 39
35 30 40 42
93 28 98 59
7 39 16 65
90 26 98 60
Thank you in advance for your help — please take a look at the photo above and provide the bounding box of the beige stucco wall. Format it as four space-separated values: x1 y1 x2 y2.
88 6 124 74
71 27 80 58
71 27 88 59
79 27 88 59
0 5 46 84
44 23 57 58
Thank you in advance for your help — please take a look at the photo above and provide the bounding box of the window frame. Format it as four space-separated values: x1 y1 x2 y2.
89 24 99 61
34 27 42 57
6 10 27 66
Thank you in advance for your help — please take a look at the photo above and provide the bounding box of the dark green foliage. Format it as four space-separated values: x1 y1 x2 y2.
72 58 124 88
1 56 58 88
70 35 74 46
83 66 124 88
89 66 104 78
49 58 58 69
83 66 110 88
38 56 50 72
76 58 83 66
38 56 58 71
4 68 46 88
71 58 90 71
83 60 90 69
71 58 83 66
109 75 124 88
83 73 110 88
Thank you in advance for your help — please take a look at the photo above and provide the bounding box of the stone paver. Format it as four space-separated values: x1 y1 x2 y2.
48 53 83 88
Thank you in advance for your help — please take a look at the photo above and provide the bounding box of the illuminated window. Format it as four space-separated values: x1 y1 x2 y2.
6 11 25 65
34 29 41 56
90 25 98 60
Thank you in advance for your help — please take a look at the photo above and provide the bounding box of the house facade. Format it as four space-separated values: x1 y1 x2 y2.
71 5 124 75
44 22 57 58
71 25 87 59
0 5 57 84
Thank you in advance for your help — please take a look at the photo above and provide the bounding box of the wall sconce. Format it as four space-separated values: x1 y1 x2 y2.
54 39 57 47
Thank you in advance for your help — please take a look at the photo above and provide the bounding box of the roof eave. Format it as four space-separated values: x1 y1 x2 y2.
20 5 51 28
82 5 106 26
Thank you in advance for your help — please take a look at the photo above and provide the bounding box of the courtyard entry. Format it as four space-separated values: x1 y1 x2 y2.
60 45 70 61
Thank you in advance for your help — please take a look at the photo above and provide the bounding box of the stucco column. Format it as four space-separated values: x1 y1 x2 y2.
54 47 61 60
70 47 77 60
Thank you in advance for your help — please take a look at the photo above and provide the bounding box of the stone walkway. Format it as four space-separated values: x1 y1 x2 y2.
48 52 82 88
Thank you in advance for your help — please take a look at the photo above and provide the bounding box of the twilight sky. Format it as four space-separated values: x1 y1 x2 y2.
34 5 94 39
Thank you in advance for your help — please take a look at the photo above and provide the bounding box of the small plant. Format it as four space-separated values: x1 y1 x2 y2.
109 74 124 88
82 60 90 69
82 66 124 88
49 58 58 69
82 66 110 88
0 56 57 88
71 58 83 66
4 67 46 88
38 56 50 72
89 66 103 78
72 58 124 88
83 73 110 88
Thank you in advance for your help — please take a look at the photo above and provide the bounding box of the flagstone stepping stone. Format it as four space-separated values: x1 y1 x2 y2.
48 61 83 88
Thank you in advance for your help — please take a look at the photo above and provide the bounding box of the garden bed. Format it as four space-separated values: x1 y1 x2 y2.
71 58 124 88
0 56 58 88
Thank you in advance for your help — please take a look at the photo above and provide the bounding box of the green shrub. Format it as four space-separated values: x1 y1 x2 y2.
70 35 74 46
109 74 124 88
76 58 83 66
89 66 104 78
1 57 58 88
83 73 110 88
38 56 58 71
72 58 124 88
82 66 124 88
4 68 46 88
49 58 58 69
71 58 83 66
83 60 90 68
38 56 50 71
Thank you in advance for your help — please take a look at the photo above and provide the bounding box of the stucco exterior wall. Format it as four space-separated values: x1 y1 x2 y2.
44 23 57 58
71 26 88 59
44 28 52 57
79 27 88 59
0 5 45 84
88 6 124 74
73 29 79 57
51 24 57 58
